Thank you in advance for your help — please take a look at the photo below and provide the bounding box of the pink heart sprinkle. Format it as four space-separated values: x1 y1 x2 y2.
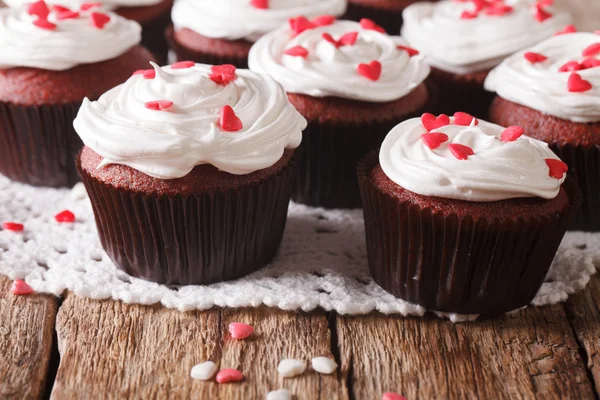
133 69 156 79
229 322 254 339
55 210 75 223
171 61 195 69
11 280 34 295
421 113 450 132
581 57 600 69
250 0 268 9
500 126 524 142
216 369 243 384
359 18 385 33
284 45 309 58
382 392 407 400
559 61 582 72
289 16 316 37
312 15 336 26
144 100 174 111
533 4 552 22
448 143 475 160
90 12 110 29
461 10 478 19
209 64 237 85
397 45 419 57
3 222 24 232
545 158 568 179
523 51 547 63
554 24 577 35
421 132 449 150
219 105 243 132
568 72 592 92
80 2 101 11
28 0 50 19
453 111 478 126
582 43 600 57
33 18 57 31
357 60 382 81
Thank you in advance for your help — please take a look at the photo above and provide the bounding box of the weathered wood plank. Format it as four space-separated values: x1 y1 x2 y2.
53 295 345 399
337 305 596 400
565 274 600 394
0 275 58 400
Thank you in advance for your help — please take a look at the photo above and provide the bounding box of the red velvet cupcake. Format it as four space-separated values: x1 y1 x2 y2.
401 0 572 118
249 18 431 208
486 31 600 231
4 0 173 63
358 115 580 314
0 3 154 187
167 0 346 68
73 63 306 285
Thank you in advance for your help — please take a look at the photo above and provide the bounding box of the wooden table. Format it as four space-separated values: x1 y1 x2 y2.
1 273 598 400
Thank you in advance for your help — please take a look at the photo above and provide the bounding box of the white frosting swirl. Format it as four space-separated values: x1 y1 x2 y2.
172 0 347 42
248 20 430 102
379 117 565 201
401 0 572 74
0 6 141 70
73 63 306 179
3 0 162 10
485 33 600 123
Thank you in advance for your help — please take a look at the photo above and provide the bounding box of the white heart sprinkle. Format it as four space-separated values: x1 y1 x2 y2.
191 361 218 381
311 357 338 374
267 388 292 400
277 359 306 378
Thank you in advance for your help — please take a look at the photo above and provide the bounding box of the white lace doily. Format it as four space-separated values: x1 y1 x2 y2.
0 175 598 322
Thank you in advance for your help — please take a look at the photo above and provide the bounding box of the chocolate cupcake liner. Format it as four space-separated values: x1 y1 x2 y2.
77 152 298 286
165 26 249 69
344 1 404 34
0 100 82 188
429 68 495 119
358 152 581 314
551 143 600 231
139 6 172 65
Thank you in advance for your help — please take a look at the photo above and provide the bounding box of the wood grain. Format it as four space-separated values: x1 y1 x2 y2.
565 275 600 394
52 295 345 399
0 275 58 400
337 305 596 400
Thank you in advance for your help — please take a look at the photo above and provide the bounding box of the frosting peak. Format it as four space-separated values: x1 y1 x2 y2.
379 115 566 201
73 63 306 179
485 32 600 123
0 5 141 71
401 0 572 74
248 19 430 102
171 0 347 42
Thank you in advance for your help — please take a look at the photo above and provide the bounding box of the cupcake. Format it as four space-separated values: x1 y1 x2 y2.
249 18 431 208
4 0 173 62
74 62 306 285
0 3 154 187
358 115 580 314
485 31 600 231
344 0 433 34
401 0 572 118
166 0 347 69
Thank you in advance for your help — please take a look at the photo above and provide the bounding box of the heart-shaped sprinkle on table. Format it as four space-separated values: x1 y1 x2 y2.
524 52 548 63
559 61 582 72
582 43 600 57
3 222 24 232
312 15 336 26
448 144 475 160
55 210 75 223
284 45 309 58
145 100 174 111
397 45 419 57
289 16 316 37
90 12 111 29
382 392 406 400
421 132 449 150
219 105 243 132
28 0 50 19
209 64 237 85
500 126 524 142
216 369 243 384
545 158 568 179
250 0 268 9
453 112 478 126
357 61 382 81
229 322 254 340
359 18 385 33
568 72 592 92
33 18 57 31
555 24 577 35
421 113 450 131
11 280 34 295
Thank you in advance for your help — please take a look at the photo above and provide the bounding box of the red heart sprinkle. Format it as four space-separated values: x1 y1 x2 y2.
209 64 237 85
558 61 582 72
382 393 406 400
171 60 195 69
312 15 336 26
80 2 101 11
397 45 419 57
545 158 568 179
52 5 71 13
524 51 547 63
500 126 524 142
3 222 24 232
357 60 382 81
461 10 478 19
359 18 385 33
145 100 174 111
55 210 75 223
582 43 600 57
554 24 577 35
219 105 243 132
90 12 110 29
289 16 316 37
581 57 600 69
339 31 359 46
449 144 474 160
322 33 338 47
568 72 592 92
250 0 268 9
11 280 34 296
216 369 243 384
484 4 513 16
453 112 478 126
133 69 156 79
472 0 487 11
28 0 50 19
284 45 309 58
421 132 449 150
229 322 254 339
537 0 554 6
533 4 552 22
33 18 57 31
56 10 80 20
421 113 450 132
